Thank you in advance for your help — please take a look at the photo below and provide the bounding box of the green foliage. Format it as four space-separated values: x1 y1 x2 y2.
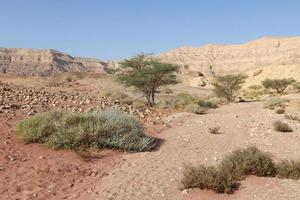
15 109 156 152
211 74 248 102
273 121 293 132
263 97 289 109
117 53 179 106
276 160 300 179
262 78 295 94
184 104 207 115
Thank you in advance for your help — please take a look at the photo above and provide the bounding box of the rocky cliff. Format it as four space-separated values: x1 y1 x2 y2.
0 48 110 76
159 36 300 86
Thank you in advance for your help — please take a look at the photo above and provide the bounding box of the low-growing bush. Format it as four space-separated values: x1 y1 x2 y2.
198 99 218 108
263 97 289 109
284 114 300 122
181 165 237 194
276 160 300 179
184 104 207 115
171 92 198 109
293 82 300 92
209 127 223 134
276 108 285 114
16 109 156 152
273 121 293 132
219 147 276 180
243 85 265 100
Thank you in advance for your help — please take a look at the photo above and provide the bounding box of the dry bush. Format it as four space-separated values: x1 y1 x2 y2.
182 146 277 193
284 114 300 122
276 160 300 179
209 127 223 134
276 108 285 114
273 121 293 132
181 165 237 194
184 104 207 115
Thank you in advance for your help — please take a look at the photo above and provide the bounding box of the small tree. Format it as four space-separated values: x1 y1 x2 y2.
117 54 179 106
212 74 248 102
262 78 295 95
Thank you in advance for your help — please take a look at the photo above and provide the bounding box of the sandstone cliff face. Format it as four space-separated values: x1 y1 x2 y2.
159 37 300 87
0 48 110 76
159 37 300 76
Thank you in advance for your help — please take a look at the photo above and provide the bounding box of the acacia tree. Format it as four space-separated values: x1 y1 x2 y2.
117 54 179 106
262 78 295 95
212 73 248 102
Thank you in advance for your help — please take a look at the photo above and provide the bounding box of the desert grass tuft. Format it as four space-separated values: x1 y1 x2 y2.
273 121 293 132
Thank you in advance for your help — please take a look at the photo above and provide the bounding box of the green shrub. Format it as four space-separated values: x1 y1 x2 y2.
263 97 289 109
16 109 156 152
209 127 223 134
184 104 207 115
219 146 276 179
276 108 285 114
211 74 248 102
276 160 300 179
273 121 293 132
262 78 295 94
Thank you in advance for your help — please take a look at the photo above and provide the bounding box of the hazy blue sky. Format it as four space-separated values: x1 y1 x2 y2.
1 0 300 60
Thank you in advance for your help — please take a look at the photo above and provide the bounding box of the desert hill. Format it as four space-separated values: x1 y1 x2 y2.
159 36 300 86
0 48 111 76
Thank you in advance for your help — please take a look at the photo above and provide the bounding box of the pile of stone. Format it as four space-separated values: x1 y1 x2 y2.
0 83 158 120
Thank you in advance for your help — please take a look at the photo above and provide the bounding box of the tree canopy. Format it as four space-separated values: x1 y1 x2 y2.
117 54 179 106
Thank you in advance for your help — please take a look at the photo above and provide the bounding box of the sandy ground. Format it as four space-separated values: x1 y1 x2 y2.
96 102 300 200
0 111 123 200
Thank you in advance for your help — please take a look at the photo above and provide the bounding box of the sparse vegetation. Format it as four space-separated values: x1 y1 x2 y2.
262 78 295 95
182 146 276 193
182 146 300 194
276 160 300 179
243 85 265 100
15 109 157 152
293 82 300 92
184 104 207 115
273 120 293 132
209 127 223 134
276 108 285 114
284 114 300 122
117 53 179 106
263 97 289 109
181 165 236 194
211 74 248 102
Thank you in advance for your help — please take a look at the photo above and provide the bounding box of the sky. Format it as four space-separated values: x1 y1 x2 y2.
0 0 300 60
